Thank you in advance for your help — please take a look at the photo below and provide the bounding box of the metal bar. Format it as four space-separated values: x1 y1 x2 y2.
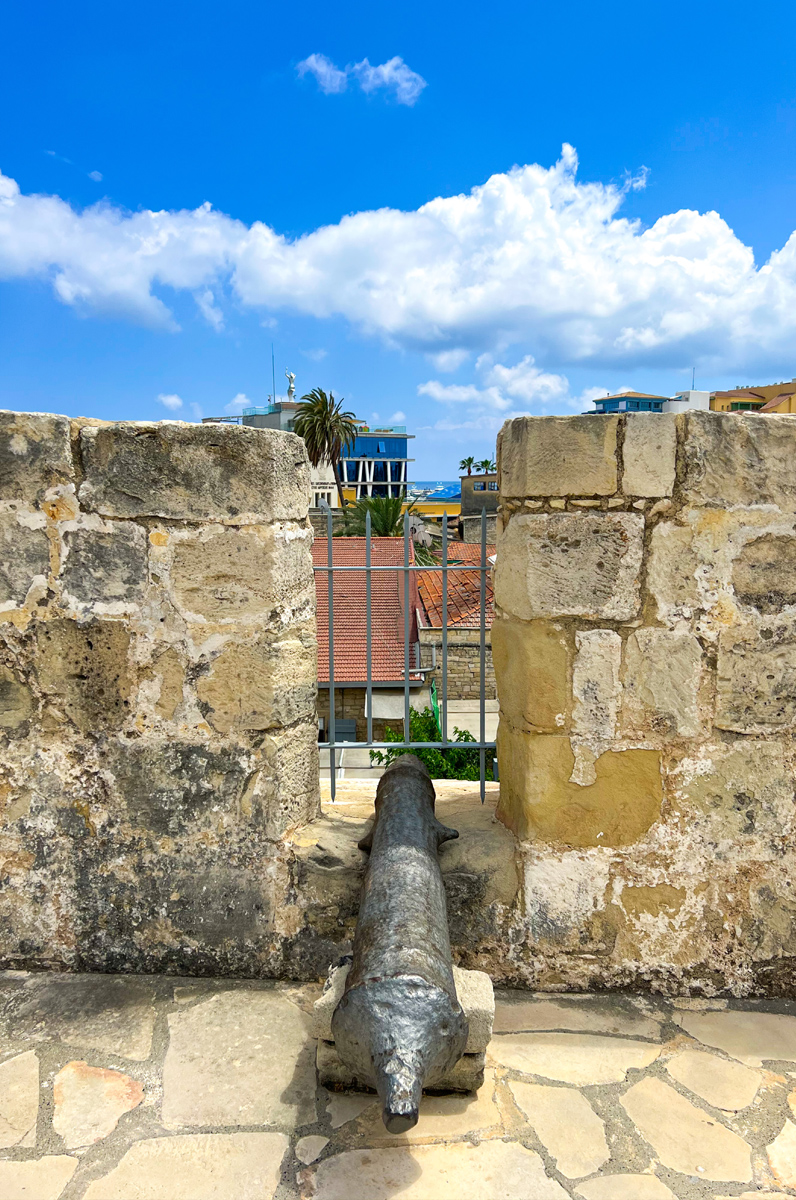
327 506 336 801
479 507 487 803
366 509 373 745
403 509 411 745
312 564 489 574
327 740 497 750
441 512 448 745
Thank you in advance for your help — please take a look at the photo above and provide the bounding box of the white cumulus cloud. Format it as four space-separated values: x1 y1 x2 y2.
225 392 252 414
296 53 426 105
157 392 183 410
296 53 348 95
3 146 796 378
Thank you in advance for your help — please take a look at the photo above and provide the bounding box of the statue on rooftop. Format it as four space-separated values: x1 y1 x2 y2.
285 370 296 402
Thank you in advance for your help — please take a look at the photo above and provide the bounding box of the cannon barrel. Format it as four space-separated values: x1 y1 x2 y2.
331 755 468 1133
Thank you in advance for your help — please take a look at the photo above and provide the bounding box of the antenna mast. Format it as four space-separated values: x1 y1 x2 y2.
272 343 276 406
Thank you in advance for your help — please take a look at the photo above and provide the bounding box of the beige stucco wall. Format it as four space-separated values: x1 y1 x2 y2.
0 411 319 975
492 411 796 995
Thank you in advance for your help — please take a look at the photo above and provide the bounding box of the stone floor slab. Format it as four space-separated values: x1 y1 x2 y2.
0 1154 77 1200
53 1059 144 1148
324 1090 376 1129
491 1032 660 1084
5 975 156 1060
494 996 661 1040
675 1010 796 1067
620 1076 752 1182
509 1080 609 1178
0 1050 39 1147
162 989 315 1129
82 1132 289 1199
305 1141 570 1199
767 1118 796 1187
666 1049 762 1111
575 1177 677 1199
296 1135 330 1164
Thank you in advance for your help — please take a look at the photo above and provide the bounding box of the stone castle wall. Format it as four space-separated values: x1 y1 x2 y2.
0 412 319 975
491 411 796 994
418 628 496 701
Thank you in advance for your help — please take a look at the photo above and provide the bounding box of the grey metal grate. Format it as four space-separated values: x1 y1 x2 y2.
315 507 495 801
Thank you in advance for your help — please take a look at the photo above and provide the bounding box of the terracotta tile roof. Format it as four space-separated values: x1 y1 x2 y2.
313 538 419 684
417 543 496 629
760 393 792 413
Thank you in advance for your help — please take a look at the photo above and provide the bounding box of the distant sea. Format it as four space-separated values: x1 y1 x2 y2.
407 480 461 499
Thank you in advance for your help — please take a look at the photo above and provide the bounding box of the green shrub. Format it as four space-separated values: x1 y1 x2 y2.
370 705 495 781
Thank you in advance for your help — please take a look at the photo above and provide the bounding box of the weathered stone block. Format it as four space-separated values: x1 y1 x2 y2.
647 521 701 625
684 411 796 510
491 618 569 732
34 618 132 733
60 522 148 608
622 629 702 737
498 414 619 497
732 533 796 614
78 421 310 523
196 632 316 734
494 512 644 621
170 523 313 621
572 630 622 744
716 623 796 731
0 666 34 729
0 512 51 606
495 727 662 846
0 411 73 503
622 413 678 498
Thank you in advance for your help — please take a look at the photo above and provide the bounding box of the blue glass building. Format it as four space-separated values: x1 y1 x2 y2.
590 391 669 414
340 423 414 499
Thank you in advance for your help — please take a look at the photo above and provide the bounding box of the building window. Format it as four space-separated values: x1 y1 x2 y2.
488 481 498 491
378 440 386 453
473 482 486 491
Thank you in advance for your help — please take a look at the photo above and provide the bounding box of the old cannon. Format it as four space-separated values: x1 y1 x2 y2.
330 755 469 1133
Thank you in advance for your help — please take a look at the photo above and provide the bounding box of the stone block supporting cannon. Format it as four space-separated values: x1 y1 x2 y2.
313 755 494 1133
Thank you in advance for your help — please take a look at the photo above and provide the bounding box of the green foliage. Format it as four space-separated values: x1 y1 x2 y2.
476 457 496 473
294 388 358 508
459 455 476 475
338 494 410 537
370 705 495 781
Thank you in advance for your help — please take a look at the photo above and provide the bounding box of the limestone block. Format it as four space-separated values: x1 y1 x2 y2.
768 1119 796 1187
494 512 644 621
665 1049 761 1111
494 994 661 1039
0 1049 39 1147
684 410 796 510
571 631 622 778
495 727 662 846
491 618 569 733
669 741 796 858
313 963 493 1053
352 1072 502 1144
316 1038 486 1093
150 646 185 719
647 520 701 625
78 421 310 523
622 628 702 737
0 512 51 606
171 523 313 621
716 623 796 731
0 666 34 729
622 412 678 497
0 1157 78 1200
576 1180 676 1200
508 1081 609 1178
196 631 317 734
6 974 157 1060
492 1032 660 1084
673 1009 796 1067
34 618 132 733
733 532 796 613
0 410 73 503
60 521 148 608
498 415 619 497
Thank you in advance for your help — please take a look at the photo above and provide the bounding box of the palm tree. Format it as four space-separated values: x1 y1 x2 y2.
459 456 476 476
476 457 496 474
339 494 412 537
294 388 358 509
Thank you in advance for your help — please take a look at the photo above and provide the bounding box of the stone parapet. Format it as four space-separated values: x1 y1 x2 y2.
492 411 796 995
0 412 319 975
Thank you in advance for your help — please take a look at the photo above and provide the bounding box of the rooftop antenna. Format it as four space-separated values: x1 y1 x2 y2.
692 366 696 389
272 343 276 408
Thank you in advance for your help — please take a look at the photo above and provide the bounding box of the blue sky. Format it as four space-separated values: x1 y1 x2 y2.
2 0 796 476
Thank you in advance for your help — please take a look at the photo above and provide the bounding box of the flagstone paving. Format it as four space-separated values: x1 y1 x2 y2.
3 971 796 1198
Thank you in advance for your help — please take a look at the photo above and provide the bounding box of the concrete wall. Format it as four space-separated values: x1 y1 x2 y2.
0 412 319 975
492 411 796 995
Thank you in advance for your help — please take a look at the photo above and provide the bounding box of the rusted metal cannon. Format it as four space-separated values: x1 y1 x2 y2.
331 755 469 1134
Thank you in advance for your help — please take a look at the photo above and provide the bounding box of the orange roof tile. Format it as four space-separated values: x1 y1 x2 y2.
417 543 496 629
313 538 420 684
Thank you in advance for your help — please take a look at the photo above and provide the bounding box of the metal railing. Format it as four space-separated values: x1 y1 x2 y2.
315 507 495 802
